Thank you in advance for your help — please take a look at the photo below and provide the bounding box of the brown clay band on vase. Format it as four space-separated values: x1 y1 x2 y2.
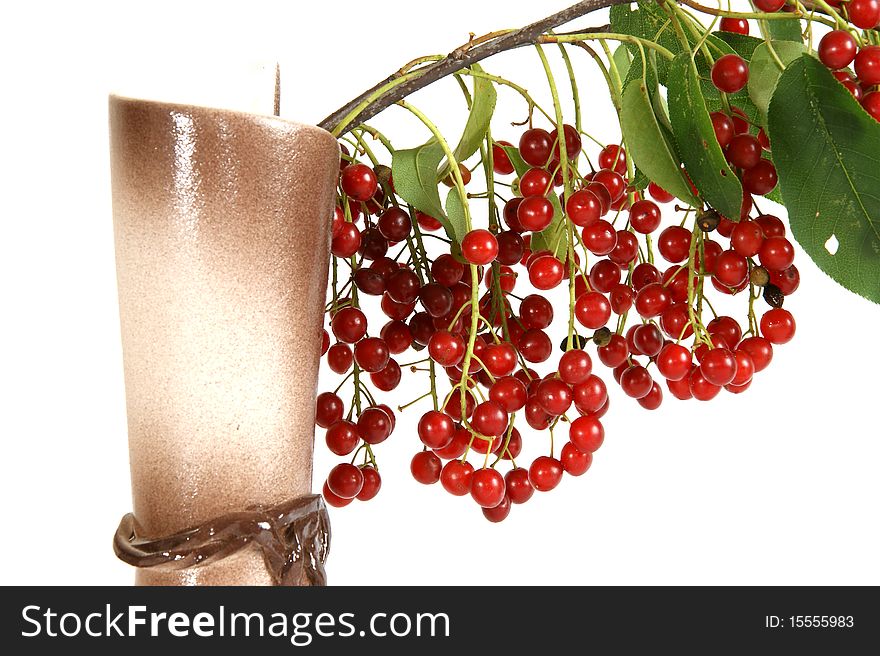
109 96 339 585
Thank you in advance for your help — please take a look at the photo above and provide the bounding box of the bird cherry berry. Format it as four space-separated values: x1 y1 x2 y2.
470 468 506 508
410 451 442 484
461 229 499 265
819 30 858 70
711 54 749 93
529 456 564 492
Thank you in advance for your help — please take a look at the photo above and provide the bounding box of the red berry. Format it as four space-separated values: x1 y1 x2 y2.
529 456 564 492
416 211 442 231
657 343 692 381
461 229 499 265
321 329 330 355
719 17 749 35
598 144 627 174
518 196 555 231
440 459 474 496
572 374 608 414
710 111 736 148
738 336 774 371
855 46 880 85
353 337 390 373
712 54 749 93
316 392 344 428
520 294 554 328
558 349 593 385
742 159 778 195
471 468 506 508
550 123 582 159
754 0 785 11
597 333 629 368
629 199 662 234
648 181 675 203
418 410 455 449
492 140 516 175
411 451 442 484
755 214 786 238
565 189 602 227
731 219 765 257
435 426 471 460
323 481 353 508
331 307 367 343
327 342 353 374
637 382 663 410
575 291 612 329
482 495 512 522
529 255 565 289
432 253 465 286
819 30 857 71
848 0 880 29
489 376 528 412
620 365 654 399
471 400 509 437
770 265 800 295
518 328 552 363
370 359 402 391
714 250 749 287
519 128 553 167
726 134 762 170
700 347 738 386
635 282 672 318
758 236 795 271
582 219 618 255
569 415 604 453
561 442 593 476
326 420 360 456
689 367 721 401
593 169 626 202
340 163 378 201
536 377 573 416
505 468 534 504
428 330 465 367
657 225 692 263
633 323 664 357
356 466 381 501
357 406 393 444
327 463 364 499
731 349 755 387
862 92 880 122
760 308 796 344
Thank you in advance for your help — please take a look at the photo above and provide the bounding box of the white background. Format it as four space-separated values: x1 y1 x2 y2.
1 0 878 586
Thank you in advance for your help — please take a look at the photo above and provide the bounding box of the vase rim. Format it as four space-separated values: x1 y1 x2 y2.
108 94 336 141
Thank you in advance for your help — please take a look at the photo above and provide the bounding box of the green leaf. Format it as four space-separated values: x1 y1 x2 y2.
452 64 497 163
620 78 698 205
768 54 880 303
764 17 803 43
610 1 684 84
667 53 743 219
391 139 446 221
714 32 764 61
613 44 633 82
748 42 807 121
443 188 469 244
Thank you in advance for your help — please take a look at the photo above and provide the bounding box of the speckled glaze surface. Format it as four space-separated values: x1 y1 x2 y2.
109 96 339 585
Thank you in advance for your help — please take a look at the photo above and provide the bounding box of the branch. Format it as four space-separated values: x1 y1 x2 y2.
318 0 632 135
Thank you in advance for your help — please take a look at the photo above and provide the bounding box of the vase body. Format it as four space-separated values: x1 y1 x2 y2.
109 96 339 585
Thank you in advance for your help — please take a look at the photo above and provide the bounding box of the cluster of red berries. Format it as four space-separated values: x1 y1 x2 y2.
317 93 798 521
818 28 880 121
718 1 880 121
